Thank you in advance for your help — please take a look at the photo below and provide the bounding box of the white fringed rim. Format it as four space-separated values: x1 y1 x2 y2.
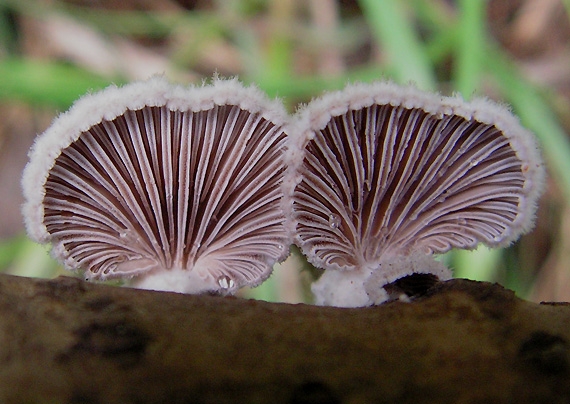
23 76 289 244
287 81 545 274
22 76 291 293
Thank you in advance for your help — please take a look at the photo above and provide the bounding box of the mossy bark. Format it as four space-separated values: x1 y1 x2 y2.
0 273 568 403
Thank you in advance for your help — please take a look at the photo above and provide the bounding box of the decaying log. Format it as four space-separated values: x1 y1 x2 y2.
0 273 569 404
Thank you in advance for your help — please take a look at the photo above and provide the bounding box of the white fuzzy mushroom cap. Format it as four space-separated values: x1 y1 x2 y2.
22 76 292 294
287 81 545 307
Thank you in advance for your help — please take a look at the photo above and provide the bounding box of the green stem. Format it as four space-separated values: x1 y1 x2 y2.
358 0 436 90
454 0 486 98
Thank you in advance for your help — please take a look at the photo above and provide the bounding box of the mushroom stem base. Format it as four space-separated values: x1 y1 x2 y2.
311 252 452 307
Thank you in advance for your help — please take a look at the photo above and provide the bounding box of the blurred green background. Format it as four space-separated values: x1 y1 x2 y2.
1 0 569 303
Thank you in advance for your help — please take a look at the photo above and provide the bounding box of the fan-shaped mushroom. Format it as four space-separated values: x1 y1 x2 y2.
287 81 544 307
22 76 291 294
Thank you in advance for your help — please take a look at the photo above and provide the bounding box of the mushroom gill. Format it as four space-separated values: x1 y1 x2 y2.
22 77 291 294
288 81 545 307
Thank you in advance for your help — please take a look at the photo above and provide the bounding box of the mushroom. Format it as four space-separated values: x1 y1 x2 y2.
21 76 291 294
287 81 545 307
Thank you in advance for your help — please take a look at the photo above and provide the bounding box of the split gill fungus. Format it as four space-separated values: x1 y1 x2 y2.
286 82 545 307
21 77 291 294
22 78 544 305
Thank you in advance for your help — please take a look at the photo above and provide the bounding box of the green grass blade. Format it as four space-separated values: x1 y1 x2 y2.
255 64 387 102
2 237 60 278
0 58 114 108
454 0 486 98
488 50 570 202
450 0 503 284
358 0 436 90
450 246 502 282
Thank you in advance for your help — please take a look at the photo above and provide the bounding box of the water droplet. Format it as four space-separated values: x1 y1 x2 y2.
457 218 467 225
437 196 446 203
328 214 341 229
469 159 480 167
217 275 234 290
119 231 128 239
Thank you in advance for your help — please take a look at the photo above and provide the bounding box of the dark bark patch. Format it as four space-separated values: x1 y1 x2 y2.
425 279 516 319
290 381 340 404
540 302 570 307
63 319 151 368
519 331 569 375
83 296 117 312
384 273 440 301
69 390 100 404
37 276 88 301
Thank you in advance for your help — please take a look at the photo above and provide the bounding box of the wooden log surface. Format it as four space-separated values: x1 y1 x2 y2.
0 273 569 404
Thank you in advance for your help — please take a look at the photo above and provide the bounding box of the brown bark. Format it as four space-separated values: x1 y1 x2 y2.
0 273 568 404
